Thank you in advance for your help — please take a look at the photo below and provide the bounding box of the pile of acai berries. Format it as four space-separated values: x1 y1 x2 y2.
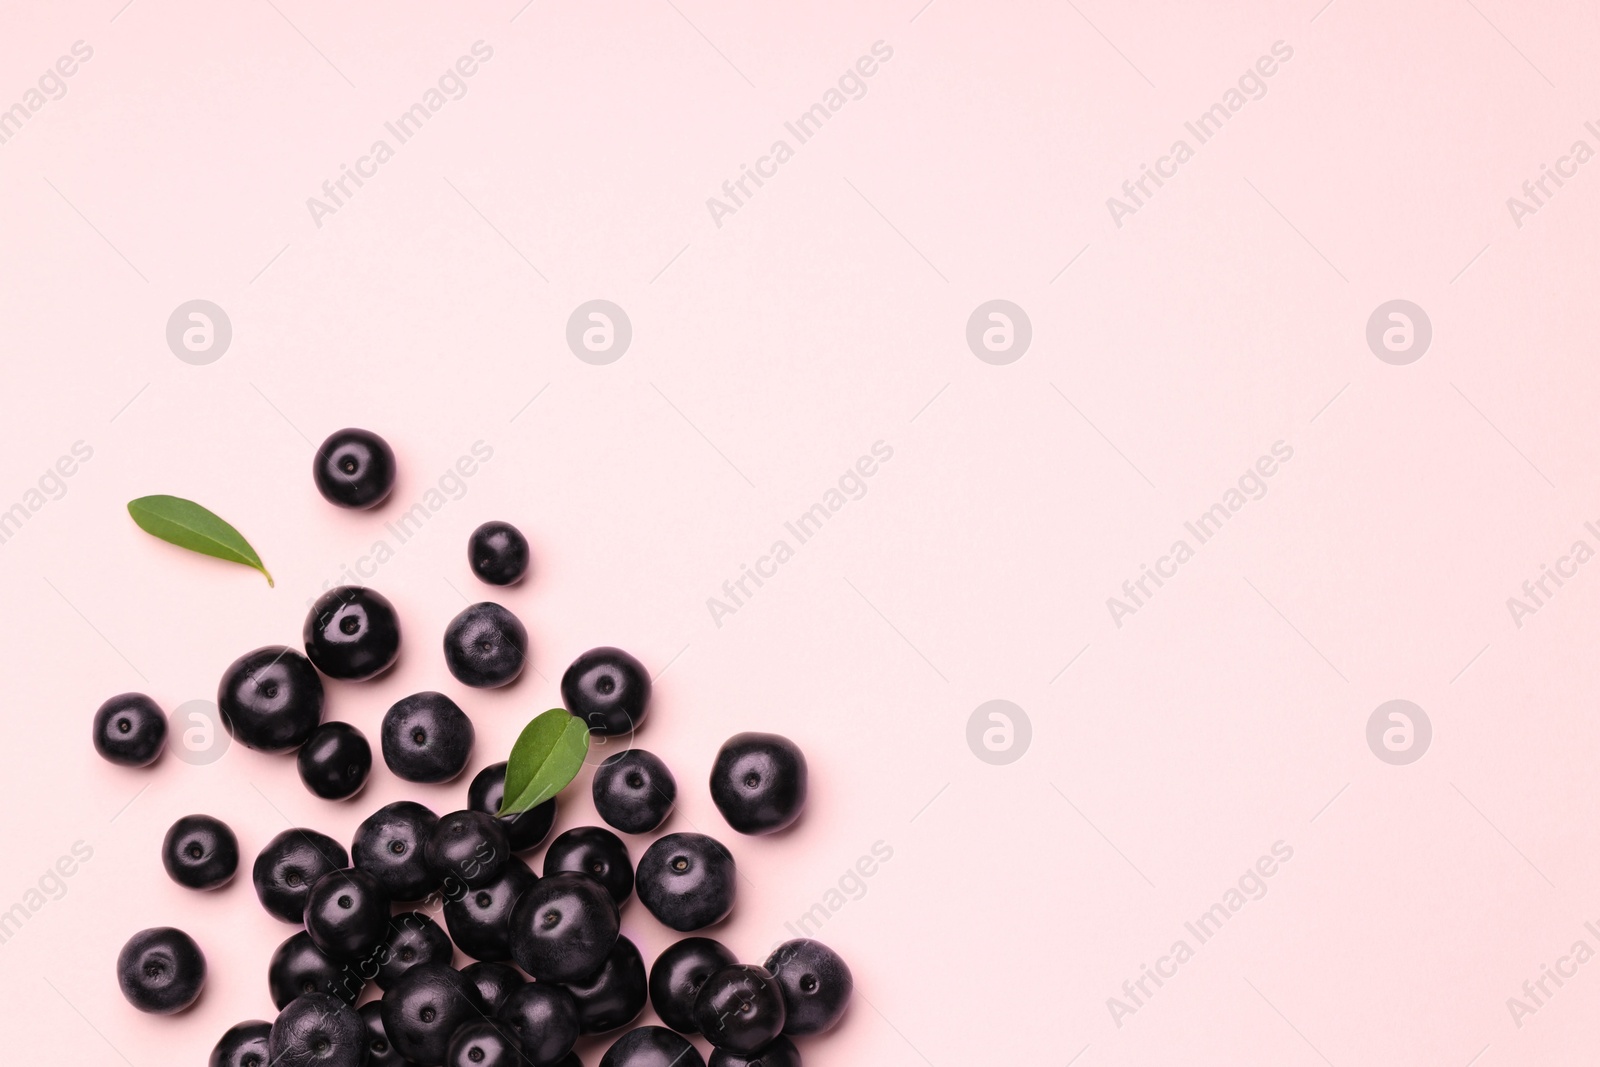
91 429 851 1067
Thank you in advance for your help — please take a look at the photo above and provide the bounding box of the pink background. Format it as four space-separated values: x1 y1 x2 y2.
2 0 1599 1063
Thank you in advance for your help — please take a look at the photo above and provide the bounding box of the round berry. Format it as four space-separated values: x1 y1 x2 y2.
370 911 452 991
296 721 372 801
565 935 647 1034
468 521 531 586
708 1037 800 1067
649 937 737 1034
468 760 557 852
381 691 474 783
116 926 205 1014
267 931 363 1008
252 828 349 924
693 965 786 1054
443 603 528 688
508 871 620 982
209 1020 270 1067
379 964 486 1066
425 810 509 889
445 1020 524 1067
765 938 852 1035
600 1026 706 1067
359 1002 408 1067
636 833 737 932
161 814 238 891
461 961 525 1013
217 646 324 752
303 586 401 682
443 858 537 963
305 868 390 961
593 749 676 834
313 428 396 510
268 993 365 1067
496 983 581 1066
91 693 166 766
709 733 807 835
562 646 650 735
352 801 441 901
544 826 633 905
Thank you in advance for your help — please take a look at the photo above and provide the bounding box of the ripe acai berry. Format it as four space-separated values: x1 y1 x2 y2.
381 691 474 783
161 814 239 890
268 931 363 1009
379 964 486 1066
708 1037 801 1067
359 1002 408 1067
468 521 531 586
92 692 166 766
709 733 807 835
445 1020 524 1067
313 428 396 510
372 911 454 990
765 937 853 1035
593 749 676 834
252 828 349 924
648 937 738 1034
209 1020 271 1067
268 992 365 1067
303 586 401 681
461 961 525 1013
496 982 581 1066
693 964 786 1054
508 870 621 982
562 646 650 735
296 721 372 801
305 868 391 961
468 760 557 852
442 857 537 963
636 833 737 932
600 1026 706 1067
217 646 325 752
443 602 528 688
543 825 634 905
564 934 648 1034
116 926 206 1014
352 800 441 900
424 810 509 889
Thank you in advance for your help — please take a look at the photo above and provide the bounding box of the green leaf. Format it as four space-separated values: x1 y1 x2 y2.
127 495 274 587
500 709 590 815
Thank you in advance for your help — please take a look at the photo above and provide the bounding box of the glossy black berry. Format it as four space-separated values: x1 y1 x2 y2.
161 814 238 890
562 647 650 735
268 931 363 1008
496 983 580 1066
92 692 166 766
508 871 620 982
218 646 325 752
468 760 557 852
313 428 396 510
209 1020 271 1067
425 810 509 889
544 826 633 905
593 749 675 834
443 603 528 688
253 828 349 924
373 912 454 990
297 721 372 801
116 926 206 1014
359 1002 409 1067
380 964 486 1066
600 1026 706 1067
693 965 786 1054
765 938 852 1035
305 868 391 961
708 1036 800 1067
649 937 737 1034
443 857 536 963
636 833 737 932
382 692 474 783
468 521 530 586
445 1020 524 1067
303 586 401 681
268 993 365 1067
709 733 807 835
565 935 647 1034
353 801 442 901
461 961 524 1013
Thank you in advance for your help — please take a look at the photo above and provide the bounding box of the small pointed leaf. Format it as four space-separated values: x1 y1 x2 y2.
500 709 590 815
127 495 273 586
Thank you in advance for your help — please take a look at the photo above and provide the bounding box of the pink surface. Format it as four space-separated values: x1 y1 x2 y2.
2 1 1598 1063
